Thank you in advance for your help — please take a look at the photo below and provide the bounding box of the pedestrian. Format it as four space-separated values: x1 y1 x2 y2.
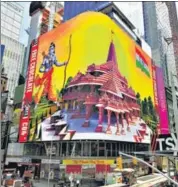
76 179 80 187
2 173 7 186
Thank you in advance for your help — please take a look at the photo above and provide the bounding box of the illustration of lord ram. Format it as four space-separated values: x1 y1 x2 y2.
34 35 72 107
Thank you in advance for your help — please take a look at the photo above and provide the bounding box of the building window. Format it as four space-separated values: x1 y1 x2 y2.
61 142 67 157
7 9 14 18
91 142 98 156
99 142 105 157
14 14 22 22
83 141 90 157
1 5 6 14
13 20 21 29
112 142 117 157
13 27 20 35
75 141 82 156
7 24 12 31
106 142 111 157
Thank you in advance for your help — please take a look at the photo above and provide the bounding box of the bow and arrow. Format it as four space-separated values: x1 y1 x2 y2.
62 34 73 89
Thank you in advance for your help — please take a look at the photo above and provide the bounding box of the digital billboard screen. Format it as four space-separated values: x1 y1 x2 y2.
19 12 169 143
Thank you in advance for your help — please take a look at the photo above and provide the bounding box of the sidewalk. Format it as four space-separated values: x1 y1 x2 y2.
33 179 102 187
131 174 168 187
33 180 57 187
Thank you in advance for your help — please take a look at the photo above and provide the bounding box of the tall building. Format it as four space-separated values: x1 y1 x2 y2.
1 2 24 41
143 2 178 133
143 2 176 86
1 34 25 100
166 2 178 78
1 1 25 101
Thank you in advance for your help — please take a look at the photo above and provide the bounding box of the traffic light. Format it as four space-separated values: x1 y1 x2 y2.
116 157 123 169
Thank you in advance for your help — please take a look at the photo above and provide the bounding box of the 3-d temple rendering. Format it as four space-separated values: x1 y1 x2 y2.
62 39 141 135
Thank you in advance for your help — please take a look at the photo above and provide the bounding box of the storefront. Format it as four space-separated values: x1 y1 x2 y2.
62 159 115 180
40 159 60 180
5 157 41 179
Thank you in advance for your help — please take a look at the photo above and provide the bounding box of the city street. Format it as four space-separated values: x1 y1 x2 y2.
1 2 178 187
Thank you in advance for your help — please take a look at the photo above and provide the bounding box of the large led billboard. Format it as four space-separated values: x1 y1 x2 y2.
19 12 169 143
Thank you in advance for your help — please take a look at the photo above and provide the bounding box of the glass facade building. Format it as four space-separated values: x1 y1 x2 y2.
1 2 24 41
1 34 25 99
142 2 176 87
143 2 178 132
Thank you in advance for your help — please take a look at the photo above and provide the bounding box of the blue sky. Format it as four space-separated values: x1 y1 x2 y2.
18 2 178 47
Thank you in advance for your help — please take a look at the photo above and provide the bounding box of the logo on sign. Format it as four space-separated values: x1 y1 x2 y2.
156 133 177 151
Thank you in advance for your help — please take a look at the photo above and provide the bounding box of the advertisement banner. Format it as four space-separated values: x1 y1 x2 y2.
66 165 82 174
22 11 163 143
95 165 110 173
18 39 39 142
155 67 169 134
63 160 115 165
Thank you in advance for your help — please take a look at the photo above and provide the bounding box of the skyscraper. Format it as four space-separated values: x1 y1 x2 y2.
143 2 178 133
1 34 25 100
143 2 176 87
1 2 24 41
166 2 178 78
1 1 25 100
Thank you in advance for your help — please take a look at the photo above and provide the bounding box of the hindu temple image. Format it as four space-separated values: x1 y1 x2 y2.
40 38 151 142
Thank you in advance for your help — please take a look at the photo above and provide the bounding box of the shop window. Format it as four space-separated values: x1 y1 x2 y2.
24 144 37 155
75 142 82 157
106 143 111 157
61 142 67 157
120 143 124 152
91 142 98 157
83 141 90 157
68 142 74 156
99 142 105 157
112 143 117 157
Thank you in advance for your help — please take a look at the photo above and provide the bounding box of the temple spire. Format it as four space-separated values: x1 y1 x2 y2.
107 30 117 65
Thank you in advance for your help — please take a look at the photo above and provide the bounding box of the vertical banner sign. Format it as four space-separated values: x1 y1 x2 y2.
18 39 39 142
152 65 160 133
155 67 169 134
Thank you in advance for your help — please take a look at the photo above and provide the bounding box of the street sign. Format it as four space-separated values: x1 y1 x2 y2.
155 133 177 151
